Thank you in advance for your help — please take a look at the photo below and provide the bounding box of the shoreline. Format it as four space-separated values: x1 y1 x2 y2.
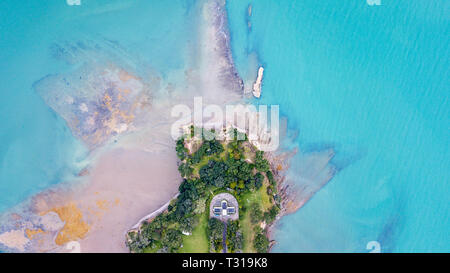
129 193 179 231
69 148 181 253
126 125 288 253
265 148 338 252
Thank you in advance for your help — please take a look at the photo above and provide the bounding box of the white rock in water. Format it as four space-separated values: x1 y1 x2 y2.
65 96 74 104
252 66 264 98
116 123 128 133
79 103 88 113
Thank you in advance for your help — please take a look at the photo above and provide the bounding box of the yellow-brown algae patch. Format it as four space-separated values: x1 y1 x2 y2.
114 198 120 206
103 93 113 110
119 110 135 122
87 206 103 220
96 200 109 211
49 202 89 246
277 164 283 171
87 206 104 221
25 228 44 240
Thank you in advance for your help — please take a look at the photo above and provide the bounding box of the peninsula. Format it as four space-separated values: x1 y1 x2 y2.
126 126 281 253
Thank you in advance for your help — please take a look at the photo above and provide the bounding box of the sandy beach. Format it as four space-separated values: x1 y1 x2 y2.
68 148 180 252
15 147 179 253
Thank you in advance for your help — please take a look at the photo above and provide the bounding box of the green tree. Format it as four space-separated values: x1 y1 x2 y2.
226 220 242 252
207 218 225 242
253 233 270 253
255 151 270 172
266 170 276 186
180 216 198 234
264 205 280 225
254 172 264 190
178 163 193 178
176 138 188 160
161 229 183 253
250 203 263 224
199 160 228 187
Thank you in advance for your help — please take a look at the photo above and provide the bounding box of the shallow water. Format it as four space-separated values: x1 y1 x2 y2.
226 0 449 252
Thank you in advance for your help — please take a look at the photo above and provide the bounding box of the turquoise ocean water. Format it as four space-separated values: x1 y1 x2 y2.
226 0 449 252
1 0 448 253
0 0 197 213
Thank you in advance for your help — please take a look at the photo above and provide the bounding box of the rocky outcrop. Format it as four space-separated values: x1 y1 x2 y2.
205 0 244 94
34 63 153 149
252 66 264 98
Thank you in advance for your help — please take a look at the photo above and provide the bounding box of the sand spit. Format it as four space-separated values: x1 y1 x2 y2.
0 148 181 253
205 0 244 94
184 0 243 106
70 148 180 252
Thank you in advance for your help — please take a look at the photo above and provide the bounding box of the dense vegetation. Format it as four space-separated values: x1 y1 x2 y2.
126 127 280 253
207 218 225 251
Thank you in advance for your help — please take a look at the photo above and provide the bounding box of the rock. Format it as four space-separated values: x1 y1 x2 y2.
0 229 30 252
252 66 264 98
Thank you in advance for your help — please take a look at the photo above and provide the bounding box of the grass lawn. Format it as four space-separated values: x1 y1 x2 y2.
179 213 209 253
241 208 256 253
192 156 210 177
257 183 272 211
241 181 272 211
192 149 227 177
240 181 272 253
